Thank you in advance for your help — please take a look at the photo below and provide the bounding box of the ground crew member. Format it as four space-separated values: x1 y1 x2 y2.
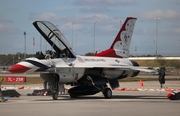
158 67 166 88
0 78 8 102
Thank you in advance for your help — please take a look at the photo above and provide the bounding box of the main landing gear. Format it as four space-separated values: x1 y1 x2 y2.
67 85 112 99
52 86 112 99
102 88 112 98
45 79 112 100
102 88 112 99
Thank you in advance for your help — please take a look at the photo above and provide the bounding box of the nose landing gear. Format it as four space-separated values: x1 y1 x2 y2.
52 91 59 100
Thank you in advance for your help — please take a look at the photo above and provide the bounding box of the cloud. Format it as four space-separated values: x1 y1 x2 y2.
73 0 137 13
29 12 64 22
79 14 114 24
174 0 180 5
29 12 116 25
73 0 137 6
28 12 134 36
100 24 117 32
60 22 85 31
80 6 110 13
29 12 114 33
139 10 180 22
0 17 13 23
172 27 180 34
0 23 20 35
77 14 113 24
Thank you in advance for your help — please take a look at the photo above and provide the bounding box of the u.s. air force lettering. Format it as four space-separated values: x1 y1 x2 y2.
84 59 106 62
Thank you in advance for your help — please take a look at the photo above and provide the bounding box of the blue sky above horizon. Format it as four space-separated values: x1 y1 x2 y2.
0 0 180 56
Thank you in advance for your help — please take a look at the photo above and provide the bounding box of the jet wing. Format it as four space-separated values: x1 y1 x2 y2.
33 21 76 58
130 67 156 73
54 62 156 73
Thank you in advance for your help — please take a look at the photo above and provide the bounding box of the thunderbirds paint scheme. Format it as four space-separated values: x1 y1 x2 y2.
9 17 155 100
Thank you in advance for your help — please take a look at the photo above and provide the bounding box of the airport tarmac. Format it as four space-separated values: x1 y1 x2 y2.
0 81 180 116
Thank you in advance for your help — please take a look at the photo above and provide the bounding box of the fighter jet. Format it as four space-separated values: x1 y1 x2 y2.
8 17 155 100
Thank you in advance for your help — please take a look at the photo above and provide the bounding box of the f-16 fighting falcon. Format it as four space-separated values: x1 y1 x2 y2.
8 17 155 100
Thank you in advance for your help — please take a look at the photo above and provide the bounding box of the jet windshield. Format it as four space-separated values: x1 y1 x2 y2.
33 21 75 58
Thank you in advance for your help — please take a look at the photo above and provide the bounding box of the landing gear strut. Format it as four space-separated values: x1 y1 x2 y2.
51 74 59 100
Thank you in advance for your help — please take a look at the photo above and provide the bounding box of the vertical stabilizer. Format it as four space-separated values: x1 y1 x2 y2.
94 17 137 58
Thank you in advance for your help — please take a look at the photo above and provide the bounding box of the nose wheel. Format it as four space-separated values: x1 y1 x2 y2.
50 80 59 100
102 88 112 99
52 92 58 100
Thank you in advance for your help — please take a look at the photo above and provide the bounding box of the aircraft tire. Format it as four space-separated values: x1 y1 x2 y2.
103 88 112 99
52 92 58 100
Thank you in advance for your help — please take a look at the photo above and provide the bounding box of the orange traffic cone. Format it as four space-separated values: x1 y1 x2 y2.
140 79 144 88
18 86 25 89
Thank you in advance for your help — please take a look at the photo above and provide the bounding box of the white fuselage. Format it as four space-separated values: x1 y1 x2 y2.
23 55 133 83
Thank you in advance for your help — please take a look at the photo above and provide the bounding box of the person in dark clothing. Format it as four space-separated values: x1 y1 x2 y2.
158 67 166 88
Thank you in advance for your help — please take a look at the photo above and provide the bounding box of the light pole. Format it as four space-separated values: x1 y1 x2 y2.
118 19 123 28
154 18 160 57
12 57 14 65
72 22 75 50
33 37 35 54
92 35 94 53
75 34 78 53
23 31 26 59
153 38 156 55
93 21 97 53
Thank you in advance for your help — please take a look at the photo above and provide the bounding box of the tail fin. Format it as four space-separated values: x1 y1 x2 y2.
94 17 137 58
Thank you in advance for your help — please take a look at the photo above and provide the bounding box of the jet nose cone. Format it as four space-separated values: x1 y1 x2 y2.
8 64 30 73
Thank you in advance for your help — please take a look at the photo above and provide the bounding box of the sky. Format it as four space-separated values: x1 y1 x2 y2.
0 0 180 56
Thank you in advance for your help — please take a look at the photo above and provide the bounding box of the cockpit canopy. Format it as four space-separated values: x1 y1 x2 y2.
33 21 76 58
